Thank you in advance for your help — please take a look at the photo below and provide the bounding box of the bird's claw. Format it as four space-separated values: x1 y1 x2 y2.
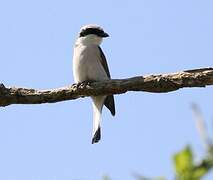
74 80 95 89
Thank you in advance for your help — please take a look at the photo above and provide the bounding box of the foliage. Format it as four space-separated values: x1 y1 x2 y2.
173 145 213 180
103 146 213 180
103 105 213 180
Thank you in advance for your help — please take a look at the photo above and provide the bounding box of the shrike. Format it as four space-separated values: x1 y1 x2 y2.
72 24 115 144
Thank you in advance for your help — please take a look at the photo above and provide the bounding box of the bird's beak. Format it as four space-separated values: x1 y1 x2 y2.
101 32 109 38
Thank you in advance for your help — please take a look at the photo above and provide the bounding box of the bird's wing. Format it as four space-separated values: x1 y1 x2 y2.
98 46 111 78
98 46 115 116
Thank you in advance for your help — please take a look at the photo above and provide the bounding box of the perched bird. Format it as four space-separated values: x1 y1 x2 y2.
72 24 115 144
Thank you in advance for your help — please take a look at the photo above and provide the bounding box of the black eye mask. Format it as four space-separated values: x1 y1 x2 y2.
79 28 109 37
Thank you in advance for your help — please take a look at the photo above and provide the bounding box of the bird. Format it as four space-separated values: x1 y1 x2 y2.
72 24 115 144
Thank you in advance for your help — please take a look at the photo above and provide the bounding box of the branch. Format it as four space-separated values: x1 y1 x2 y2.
1 67 213 107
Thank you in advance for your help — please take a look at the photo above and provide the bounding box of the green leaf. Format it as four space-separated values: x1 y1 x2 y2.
173 146 193 174
173 146 194 179
102 175 110 180
193 167 208 179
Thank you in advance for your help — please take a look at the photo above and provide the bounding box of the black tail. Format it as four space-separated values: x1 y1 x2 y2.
92 126 101 144
104 95 115 116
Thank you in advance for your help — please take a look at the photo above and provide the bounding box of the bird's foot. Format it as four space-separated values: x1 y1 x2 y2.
72 80 95 90
77 80 95 89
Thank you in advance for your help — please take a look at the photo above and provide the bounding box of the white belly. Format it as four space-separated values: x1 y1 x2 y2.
73 45 88 83
72 44 108 83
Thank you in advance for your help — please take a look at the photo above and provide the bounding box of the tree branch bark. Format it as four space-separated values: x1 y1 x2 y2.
0 67 213 107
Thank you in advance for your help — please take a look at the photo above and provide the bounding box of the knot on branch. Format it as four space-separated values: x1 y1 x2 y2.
0 83 11 107
0 83 8 95
155 76 180 92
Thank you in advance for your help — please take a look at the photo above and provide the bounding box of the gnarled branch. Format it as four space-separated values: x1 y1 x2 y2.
0 67 213 107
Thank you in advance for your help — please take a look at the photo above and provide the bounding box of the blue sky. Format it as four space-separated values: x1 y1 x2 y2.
0 0 213 179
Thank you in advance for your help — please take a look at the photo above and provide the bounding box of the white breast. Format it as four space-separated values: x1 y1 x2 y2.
72 43 108 83
73 44 88 83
